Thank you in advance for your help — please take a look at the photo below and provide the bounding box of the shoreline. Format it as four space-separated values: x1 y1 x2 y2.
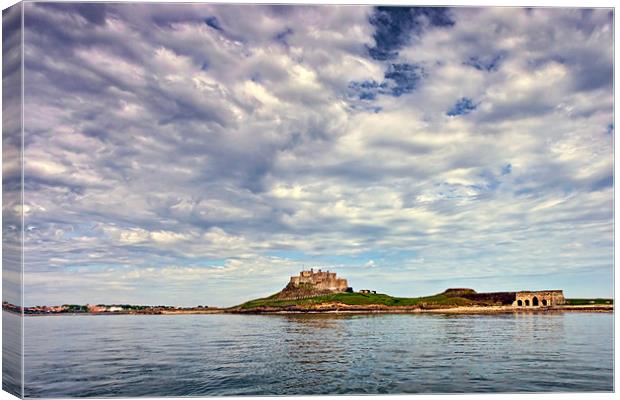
6 304 613 316
228 304 614 315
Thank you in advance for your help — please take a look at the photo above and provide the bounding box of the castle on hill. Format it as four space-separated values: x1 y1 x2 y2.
289 268 350 292
275 268 352 300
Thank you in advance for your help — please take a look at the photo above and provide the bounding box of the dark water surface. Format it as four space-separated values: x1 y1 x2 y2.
16 312 613 396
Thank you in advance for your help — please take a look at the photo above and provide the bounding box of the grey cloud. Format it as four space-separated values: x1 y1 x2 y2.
17 5 613 306
38 3 108 25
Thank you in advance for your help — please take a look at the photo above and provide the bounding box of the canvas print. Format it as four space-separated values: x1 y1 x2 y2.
2 2 614 398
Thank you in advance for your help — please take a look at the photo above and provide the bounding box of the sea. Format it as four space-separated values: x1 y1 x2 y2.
2 311 614 397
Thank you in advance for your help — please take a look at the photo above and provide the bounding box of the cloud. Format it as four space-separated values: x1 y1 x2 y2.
464 54 504 72
16 5 614 306
3 3 24 306
364 260 376 268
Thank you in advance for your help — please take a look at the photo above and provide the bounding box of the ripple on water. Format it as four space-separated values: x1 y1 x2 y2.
12 311 613 396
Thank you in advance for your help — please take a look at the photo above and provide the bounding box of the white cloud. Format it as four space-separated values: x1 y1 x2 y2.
17 5 613 306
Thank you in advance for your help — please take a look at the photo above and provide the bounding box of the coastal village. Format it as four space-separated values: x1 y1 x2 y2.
3 302 214 315
3 268 613 315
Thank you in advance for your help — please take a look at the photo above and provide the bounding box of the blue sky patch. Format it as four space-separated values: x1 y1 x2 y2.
349 63 424 101
501 163 512 175
275 27 293 45
384 63 424 96
204 16 223 31
367 6 454 60
447 97 478 116
348 80 387 100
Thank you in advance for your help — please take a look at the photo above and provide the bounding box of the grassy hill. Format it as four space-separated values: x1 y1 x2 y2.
236 288 614 311
237 291 479 310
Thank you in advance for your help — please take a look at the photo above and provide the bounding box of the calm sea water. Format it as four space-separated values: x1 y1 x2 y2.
6 311 614 396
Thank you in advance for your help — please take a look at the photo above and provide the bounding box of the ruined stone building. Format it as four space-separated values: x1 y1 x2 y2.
442 288 567 308
513 290 565 307
289 268 349 292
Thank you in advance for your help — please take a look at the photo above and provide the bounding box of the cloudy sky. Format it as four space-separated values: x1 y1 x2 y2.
14 4 614 306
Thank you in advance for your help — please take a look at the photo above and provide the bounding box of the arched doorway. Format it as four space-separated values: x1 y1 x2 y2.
524 299 530 306
542 299 547 306
517 300 523 306
532 296 539 306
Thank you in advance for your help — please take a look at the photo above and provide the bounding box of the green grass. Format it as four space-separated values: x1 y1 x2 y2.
565 298 613 305
237 292 478 309
237 292 615 310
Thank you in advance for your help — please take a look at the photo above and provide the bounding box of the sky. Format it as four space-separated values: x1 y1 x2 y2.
10 4 614 307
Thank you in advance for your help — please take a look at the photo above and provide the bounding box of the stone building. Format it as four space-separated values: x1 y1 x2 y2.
513 290 565 307
289 268 349 292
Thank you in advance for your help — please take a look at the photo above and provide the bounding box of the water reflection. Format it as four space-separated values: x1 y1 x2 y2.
21 312 612 396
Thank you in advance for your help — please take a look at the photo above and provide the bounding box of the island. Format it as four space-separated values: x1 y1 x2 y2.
3 269 613 315
232 269 613 314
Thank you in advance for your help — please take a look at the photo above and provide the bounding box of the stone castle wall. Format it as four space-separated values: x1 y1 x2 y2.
513 290 565 307
289 269 349 292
